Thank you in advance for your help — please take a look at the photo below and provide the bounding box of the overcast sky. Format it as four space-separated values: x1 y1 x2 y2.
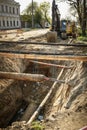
16 0 71 19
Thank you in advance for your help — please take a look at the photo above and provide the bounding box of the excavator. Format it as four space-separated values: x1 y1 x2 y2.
51 0 76 39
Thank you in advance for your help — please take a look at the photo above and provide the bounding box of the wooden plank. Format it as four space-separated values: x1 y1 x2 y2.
0 52 87 61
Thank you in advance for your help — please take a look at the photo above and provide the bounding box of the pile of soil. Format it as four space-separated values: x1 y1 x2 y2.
44 61 87 130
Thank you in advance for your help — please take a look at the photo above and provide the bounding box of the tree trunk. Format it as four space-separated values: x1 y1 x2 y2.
77 0 82 28
82 0 86 36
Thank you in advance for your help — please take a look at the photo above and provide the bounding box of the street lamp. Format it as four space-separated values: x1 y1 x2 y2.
32 0 34 28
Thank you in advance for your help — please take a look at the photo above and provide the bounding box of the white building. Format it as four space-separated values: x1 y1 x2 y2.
0 0 21 30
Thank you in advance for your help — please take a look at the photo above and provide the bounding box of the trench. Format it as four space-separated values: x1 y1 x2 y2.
0 33 86 130
0 32 87 130
0 58 60 128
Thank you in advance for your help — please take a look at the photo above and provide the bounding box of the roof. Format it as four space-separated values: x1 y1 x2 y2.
0 0 20 5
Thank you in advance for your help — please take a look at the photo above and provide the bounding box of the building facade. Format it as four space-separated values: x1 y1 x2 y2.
0 0 21 30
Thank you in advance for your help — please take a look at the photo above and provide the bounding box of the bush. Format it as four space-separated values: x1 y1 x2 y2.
77 36 87 42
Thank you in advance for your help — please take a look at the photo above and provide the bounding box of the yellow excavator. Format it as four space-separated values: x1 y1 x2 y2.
51 0 76 39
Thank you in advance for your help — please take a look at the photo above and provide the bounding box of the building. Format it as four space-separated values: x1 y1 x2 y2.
0 0 21 30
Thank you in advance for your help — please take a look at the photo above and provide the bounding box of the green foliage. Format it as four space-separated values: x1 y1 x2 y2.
20 15 31 22
34 8 43 24
40 1 50 15
21 1 51 28
31 121 45 130
40 2 50 23
77 27 87 37
77 36 87 42
22 1 38 15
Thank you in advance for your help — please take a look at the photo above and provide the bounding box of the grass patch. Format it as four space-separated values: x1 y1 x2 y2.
30 121 45 130
77 36 87 42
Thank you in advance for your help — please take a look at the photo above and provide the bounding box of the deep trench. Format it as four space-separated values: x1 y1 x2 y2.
0 59 59 128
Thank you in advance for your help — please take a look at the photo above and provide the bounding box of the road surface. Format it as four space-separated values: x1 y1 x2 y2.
0 29 49 41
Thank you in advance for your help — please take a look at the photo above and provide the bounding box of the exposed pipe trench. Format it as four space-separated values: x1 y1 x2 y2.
0 55 65 127
27 68 64 125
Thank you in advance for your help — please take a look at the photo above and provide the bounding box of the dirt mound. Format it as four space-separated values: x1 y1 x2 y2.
0 57 26 127
45 61 87 130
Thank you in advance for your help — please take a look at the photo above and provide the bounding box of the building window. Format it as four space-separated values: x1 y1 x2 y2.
7 21 9 26
0 21 1 27
17 21 19 26
1 5 4 12
13 21 15 26
17 8 19 14
3 20 5 27
9 7 11 13
13 7 15 14
5 5 8 13
10 21 12 26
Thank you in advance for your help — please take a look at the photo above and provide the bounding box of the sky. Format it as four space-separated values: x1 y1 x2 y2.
16 0 73 19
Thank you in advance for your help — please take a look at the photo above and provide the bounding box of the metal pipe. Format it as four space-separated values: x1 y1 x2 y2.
29 60 73 69
32 0 34 28
0 49 86 56
0 40 87 47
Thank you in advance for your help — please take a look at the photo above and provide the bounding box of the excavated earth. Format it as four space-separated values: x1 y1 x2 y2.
0 34 87 130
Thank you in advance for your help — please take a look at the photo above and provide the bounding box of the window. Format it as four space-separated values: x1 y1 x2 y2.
10 21 12 26
5 5 8 13
7 21 9 26
0 21 1 27
13 7 15 14
13 21 15 26
3 20 5 27
1 5 4 12
17 21 19 26
9 7 11 13
17 8 19 14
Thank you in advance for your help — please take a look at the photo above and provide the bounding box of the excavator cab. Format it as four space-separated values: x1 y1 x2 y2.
60 20 67 39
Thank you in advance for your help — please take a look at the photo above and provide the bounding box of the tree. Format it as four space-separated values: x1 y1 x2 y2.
22 1 51 28
40 2 50 23
34 8 43 28
22 1 42 27
22 1 38 15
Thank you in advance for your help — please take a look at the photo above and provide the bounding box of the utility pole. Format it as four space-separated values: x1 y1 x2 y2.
32 0 34 28
52 0 55 31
